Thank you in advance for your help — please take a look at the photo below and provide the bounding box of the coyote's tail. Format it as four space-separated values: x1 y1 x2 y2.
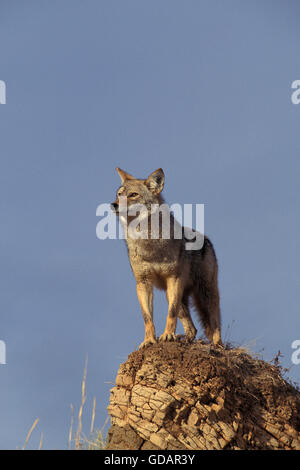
191 237 222 345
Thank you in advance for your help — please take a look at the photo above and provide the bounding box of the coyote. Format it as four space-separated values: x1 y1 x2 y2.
111 168 222 349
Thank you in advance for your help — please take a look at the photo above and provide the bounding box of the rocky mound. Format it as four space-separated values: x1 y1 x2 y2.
107 340 300 450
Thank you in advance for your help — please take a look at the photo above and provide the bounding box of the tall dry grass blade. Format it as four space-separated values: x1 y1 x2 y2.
68 403 74 450
75 356 88 449
90 397 96 435
22 418 39 450
38 432 43 450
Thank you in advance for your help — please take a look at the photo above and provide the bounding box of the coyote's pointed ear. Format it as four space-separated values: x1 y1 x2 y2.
116 167 135 183
145 168 165 194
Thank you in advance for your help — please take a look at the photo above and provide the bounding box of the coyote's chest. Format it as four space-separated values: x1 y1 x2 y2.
126 238 184 286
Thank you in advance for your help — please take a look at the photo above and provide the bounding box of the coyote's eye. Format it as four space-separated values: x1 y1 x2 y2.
128 192 139 198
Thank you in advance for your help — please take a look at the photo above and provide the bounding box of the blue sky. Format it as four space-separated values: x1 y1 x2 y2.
0 0 300 449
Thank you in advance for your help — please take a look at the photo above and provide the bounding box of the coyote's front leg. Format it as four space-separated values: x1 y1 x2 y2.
136 282 156 349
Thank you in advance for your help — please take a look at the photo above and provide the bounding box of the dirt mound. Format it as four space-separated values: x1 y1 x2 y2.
107 340 300 450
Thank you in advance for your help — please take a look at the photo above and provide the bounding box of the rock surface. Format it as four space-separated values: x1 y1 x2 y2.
106 340 300 450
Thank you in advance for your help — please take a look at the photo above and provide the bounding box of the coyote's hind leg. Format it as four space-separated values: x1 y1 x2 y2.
178 294 197 342
160 277 184 342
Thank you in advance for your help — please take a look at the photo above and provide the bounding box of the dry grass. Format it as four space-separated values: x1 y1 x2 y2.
22 418 40 450
68 357 108 450
21 358 108 450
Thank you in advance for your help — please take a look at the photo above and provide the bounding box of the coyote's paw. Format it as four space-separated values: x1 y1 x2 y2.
159 332 177 342
213 340 224 349
185 331 197 343
177 333 196 343
138 337 157 349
